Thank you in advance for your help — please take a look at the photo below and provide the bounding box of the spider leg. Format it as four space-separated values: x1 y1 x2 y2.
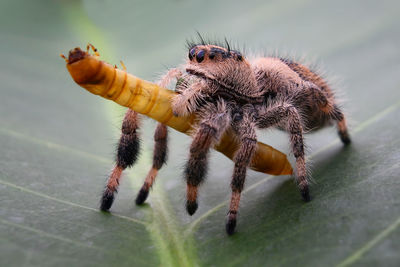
101 109 140 211
157 68 182 89
226 109 257 235
135 123 168 204
336 114 351 145
171 80 208 117
136 68 181 204
257 103 310 202
185 101 230 215
303 82 351 145
302 81 333 112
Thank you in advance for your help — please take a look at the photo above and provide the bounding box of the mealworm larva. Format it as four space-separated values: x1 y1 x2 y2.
61 45 293 175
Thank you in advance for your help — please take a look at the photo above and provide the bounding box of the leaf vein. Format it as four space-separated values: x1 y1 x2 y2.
0 218 105 251
0 178 146 226
337 216 400 267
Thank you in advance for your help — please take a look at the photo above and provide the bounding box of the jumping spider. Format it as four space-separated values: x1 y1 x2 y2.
100 40 351 235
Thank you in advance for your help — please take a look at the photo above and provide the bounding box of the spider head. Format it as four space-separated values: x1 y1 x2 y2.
185 45 252 84
184 43 257 94
187 45 244 64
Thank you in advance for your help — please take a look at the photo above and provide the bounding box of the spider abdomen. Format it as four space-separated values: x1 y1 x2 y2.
252 57 340 131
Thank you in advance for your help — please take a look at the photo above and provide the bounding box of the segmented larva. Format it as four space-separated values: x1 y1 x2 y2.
61 44 293 175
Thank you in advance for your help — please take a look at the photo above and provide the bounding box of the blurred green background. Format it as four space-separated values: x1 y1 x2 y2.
1 0 399 266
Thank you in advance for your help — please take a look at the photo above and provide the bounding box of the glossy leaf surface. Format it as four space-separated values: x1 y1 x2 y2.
1 1 399 266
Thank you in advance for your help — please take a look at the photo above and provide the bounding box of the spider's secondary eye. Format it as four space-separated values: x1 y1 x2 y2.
189 48 196 60
209 52 215 60
232 50 243 61
196 50 205 63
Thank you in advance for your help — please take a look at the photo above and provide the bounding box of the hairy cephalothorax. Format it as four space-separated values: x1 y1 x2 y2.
100 40 351 235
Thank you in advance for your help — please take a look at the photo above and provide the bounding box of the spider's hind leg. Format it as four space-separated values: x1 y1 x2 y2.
303 82 351 145
332 105 351 145
101 109 140 211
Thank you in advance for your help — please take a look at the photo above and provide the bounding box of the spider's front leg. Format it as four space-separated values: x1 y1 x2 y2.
136 68 182 204
101 109 140 211
135 122 168 204
226 108 258 235
101 68 182 211
171 80 207 117
184 101 231 215
257 103 310 201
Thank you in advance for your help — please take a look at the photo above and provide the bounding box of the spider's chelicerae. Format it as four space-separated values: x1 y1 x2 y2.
100 40 351 235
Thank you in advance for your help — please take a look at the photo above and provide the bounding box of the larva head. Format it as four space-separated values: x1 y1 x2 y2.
185 44 257 92
64 47 102 85
67 47 88 64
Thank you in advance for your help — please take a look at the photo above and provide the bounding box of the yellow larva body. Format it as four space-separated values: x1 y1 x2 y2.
65 48 293 175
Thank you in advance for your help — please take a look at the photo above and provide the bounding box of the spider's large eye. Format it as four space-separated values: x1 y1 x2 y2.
188 48 196 60
196 50 205 63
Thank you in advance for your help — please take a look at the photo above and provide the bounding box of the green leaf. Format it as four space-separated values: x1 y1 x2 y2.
1 0 399 266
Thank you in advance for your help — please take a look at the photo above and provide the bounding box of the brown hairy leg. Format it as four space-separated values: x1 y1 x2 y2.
158 68 182 89
337 115 351 144
101 68 182 210
184 101 230 215
226 109 257 235
329 104 351 144
101 109 140 211
302 82 351 145
302 81 334 112
135 123 168 204
135 68 181 204
257 103 310 201
171 79 209 116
